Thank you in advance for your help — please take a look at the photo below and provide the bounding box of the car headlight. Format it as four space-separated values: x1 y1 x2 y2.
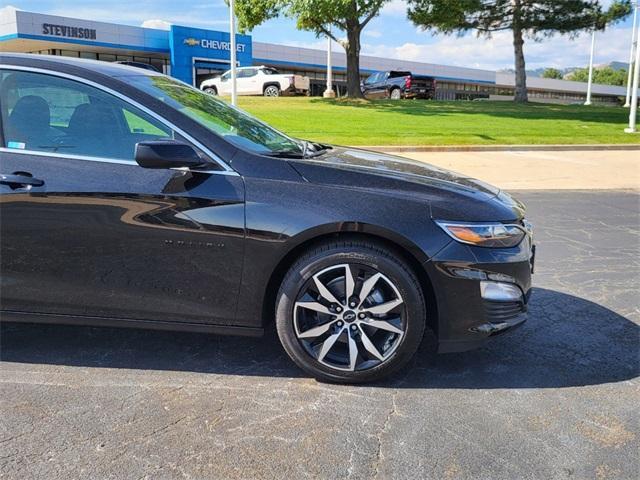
435 221 526 248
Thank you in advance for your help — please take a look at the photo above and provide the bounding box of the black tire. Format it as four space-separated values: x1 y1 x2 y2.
263 85 281 97
275 239 428 383
203 87 217 96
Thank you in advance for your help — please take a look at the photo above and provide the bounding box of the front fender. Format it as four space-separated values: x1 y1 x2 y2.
278 221 433 266
233 177 453 327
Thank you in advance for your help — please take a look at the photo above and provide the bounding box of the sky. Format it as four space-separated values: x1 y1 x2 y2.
3 0 638 71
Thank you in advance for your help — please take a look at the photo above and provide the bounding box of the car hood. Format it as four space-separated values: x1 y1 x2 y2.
289 147 526 222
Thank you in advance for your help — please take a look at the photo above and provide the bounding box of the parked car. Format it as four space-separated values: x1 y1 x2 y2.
362 70 436 100
200 66 310 97
0 53 534 383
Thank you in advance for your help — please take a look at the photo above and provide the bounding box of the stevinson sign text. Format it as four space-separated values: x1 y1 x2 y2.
42 23 96 40
42 23 97 40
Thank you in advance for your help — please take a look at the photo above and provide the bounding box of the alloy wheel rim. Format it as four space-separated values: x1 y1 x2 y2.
293 264 406 372
391 89 401 99
265 86 279 96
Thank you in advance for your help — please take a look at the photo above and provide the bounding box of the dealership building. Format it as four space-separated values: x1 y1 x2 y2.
0 8 631 103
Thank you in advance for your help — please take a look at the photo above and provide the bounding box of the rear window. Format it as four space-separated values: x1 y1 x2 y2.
389 71 411 78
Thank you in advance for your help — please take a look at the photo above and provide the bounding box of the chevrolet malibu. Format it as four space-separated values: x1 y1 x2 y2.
0 54 534 383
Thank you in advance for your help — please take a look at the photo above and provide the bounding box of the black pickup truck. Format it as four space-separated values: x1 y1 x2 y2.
361 70 436 100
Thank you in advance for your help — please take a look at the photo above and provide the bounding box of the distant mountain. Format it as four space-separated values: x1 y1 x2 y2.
498 61 627 78
596 61 627 71
497 67 572 78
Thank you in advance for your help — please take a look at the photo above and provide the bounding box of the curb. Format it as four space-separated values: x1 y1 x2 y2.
361 144 640 153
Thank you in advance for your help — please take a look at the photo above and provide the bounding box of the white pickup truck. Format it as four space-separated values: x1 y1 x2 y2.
200 66 310 97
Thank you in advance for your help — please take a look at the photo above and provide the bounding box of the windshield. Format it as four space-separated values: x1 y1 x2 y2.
126 75 302 155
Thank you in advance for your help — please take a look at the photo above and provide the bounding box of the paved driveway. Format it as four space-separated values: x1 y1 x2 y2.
393 149 640 190
1 190 638 480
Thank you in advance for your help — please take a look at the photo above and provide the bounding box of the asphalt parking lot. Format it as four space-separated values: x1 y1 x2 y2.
1 189 638 480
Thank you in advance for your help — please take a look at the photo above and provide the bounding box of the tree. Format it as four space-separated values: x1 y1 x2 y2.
233 0 390 98
541 68 563 80
407 0 632 102
568 66 628 86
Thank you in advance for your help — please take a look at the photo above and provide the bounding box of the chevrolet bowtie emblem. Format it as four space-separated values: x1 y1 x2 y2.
183 38 199 46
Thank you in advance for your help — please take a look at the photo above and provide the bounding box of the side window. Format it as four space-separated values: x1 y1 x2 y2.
0 69 175 161
237 69 256 78
123 110 168 136
221 72 230 81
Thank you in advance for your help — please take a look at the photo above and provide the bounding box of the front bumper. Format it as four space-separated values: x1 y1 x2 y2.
425 235 534 353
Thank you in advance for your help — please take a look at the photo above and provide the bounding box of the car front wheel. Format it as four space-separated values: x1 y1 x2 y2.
203 87 217 96
275 239 427 383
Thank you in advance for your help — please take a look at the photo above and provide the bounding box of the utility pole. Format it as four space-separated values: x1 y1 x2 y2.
625 4 640 133
229 0 237 106
584 29 596 106
625 1 639 108
323 28 336 98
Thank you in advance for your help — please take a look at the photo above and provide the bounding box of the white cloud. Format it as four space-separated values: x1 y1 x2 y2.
0 4 20 17
363 27 632 70
141 19 172 30
47 7 228 29
364 29 382 38
381 0 408 17
276 38 344 51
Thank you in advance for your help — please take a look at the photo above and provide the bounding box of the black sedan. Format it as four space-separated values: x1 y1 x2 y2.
0 54 534 383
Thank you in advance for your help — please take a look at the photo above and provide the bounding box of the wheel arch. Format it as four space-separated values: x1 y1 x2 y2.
263 82 281 93
260 223 439 336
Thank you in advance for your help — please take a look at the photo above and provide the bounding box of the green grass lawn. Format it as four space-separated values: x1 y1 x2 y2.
234 97 640 146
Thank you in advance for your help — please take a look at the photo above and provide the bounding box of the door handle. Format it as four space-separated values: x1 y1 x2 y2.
0 173 45 188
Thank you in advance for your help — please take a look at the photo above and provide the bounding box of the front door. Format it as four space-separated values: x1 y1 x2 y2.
361 73 377 99
238 68 259 94
0 68 245 325
371 72 389 99
217 71 231 95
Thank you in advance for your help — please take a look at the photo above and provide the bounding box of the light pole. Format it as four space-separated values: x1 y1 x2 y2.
323 29 336 98
584 29 596 106
624 1 639 107
229 0 237 106
624 7 640 133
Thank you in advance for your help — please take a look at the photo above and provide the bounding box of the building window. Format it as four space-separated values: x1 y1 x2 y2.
98 54 116 62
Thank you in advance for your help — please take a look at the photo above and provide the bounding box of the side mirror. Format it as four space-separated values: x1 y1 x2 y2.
135 140 206 169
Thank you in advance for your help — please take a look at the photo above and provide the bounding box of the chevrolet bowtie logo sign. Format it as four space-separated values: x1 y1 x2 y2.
183 38 199 46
